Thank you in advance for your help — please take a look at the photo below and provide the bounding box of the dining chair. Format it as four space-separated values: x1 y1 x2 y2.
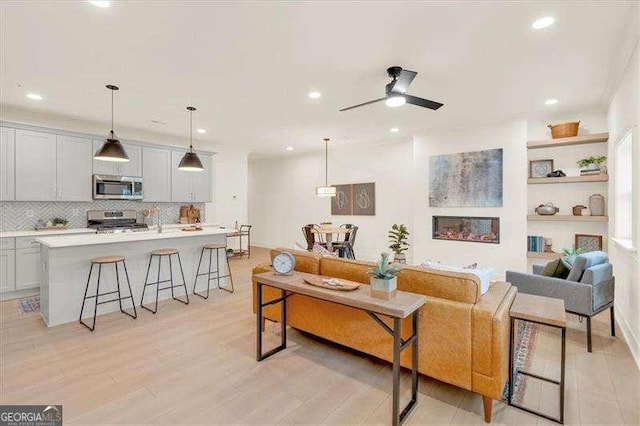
311 224 326 244
334 225 357 259
302 226 316 251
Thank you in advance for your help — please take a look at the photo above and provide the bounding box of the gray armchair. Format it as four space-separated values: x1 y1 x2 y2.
506 251 615 352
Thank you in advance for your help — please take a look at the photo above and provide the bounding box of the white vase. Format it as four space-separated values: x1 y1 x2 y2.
393 253 406 264
586 163 598 171
370 277 397 300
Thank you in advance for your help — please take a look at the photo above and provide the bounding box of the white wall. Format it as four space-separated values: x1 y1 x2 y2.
206 149 249 228
411 120 528 279
606 4 640 367
248 140 413 261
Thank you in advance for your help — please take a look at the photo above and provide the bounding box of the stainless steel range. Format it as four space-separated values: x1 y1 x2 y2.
87 210 149 234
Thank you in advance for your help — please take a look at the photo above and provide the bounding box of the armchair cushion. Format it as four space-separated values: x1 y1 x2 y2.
566 251 608 282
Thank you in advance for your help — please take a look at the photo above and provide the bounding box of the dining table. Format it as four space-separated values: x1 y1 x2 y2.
311 225 350 252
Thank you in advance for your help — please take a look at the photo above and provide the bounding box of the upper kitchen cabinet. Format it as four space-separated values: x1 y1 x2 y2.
16 130 92 202
92 140 142 177
15 130 57 201
0 127 15 201
56 135 92 201
170 150 213 203
143 146 171 202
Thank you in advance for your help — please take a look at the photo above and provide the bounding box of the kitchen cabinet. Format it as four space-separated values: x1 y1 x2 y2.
56 135 92 201
15 130 92 202
16 247 41 290
171 151 213 202
15 130 57 201
93 140 142 177
0 248 16 293
0 128 15 201
143 146 172 202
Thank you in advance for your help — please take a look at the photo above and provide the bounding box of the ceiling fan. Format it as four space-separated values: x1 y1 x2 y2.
340 66 444 112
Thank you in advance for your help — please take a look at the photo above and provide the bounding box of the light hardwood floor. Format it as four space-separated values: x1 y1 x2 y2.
1 247 638 425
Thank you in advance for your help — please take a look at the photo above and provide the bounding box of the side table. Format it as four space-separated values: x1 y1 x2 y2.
509 293 566 424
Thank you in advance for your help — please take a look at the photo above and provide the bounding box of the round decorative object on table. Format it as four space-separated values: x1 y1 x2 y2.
581 208 592 216
273 252 295 275
589 194 605 216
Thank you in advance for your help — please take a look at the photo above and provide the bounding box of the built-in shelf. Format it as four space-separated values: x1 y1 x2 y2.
527 174 609 184
527 132 609 149
527 215 608 222
527 251 560 260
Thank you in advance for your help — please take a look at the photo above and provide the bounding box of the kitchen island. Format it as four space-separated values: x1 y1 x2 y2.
37 228 230 327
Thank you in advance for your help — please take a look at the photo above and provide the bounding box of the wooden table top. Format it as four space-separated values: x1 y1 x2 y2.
510 293 566 328
253 271 425 319
311 226 350 234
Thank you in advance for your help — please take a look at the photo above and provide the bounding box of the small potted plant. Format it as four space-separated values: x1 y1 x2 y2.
388 224 410 263
577 155 606 171
368 252 402 300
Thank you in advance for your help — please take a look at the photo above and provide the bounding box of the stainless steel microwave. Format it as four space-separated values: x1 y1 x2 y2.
93 175 143 200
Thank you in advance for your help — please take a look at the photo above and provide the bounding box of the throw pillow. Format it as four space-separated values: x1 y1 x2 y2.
419 261 493 295
312 243 338 257
292 242 307 252
541 259 570 279
464 263 478 269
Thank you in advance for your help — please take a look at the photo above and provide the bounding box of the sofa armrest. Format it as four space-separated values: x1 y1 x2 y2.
581 263 612 285
506 270 592 315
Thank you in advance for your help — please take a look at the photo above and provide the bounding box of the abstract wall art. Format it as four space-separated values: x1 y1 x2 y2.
429 148 503 207
331 182 375 216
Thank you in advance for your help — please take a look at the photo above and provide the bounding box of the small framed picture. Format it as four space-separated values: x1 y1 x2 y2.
575 234 603 253
529 159 554 178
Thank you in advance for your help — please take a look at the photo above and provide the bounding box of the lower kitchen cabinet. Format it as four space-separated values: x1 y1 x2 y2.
16 247 42 290
0 250 16 293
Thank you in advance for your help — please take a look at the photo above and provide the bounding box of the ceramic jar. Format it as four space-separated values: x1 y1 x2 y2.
589 194 605 216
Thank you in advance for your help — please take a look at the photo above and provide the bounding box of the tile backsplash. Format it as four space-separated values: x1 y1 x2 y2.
0 201 206 231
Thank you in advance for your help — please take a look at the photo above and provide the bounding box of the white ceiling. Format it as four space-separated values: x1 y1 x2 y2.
0 1 635 156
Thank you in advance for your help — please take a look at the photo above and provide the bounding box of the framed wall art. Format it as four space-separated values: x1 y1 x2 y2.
575 234 603 253
529 159 554 178
331 183 376 216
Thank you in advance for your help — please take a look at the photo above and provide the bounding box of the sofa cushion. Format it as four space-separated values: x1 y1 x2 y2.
567 251 608 282
270 248 322 275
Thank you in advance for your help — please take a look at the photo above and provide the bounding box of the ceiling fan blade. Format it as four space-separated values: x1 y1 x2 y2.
339 97 386 112
387 69 417 94
404 94 444 110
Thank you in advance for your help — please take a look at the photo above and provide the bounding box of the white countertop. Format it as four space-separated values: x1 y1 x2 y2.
0 228 96 239
37 228 230 248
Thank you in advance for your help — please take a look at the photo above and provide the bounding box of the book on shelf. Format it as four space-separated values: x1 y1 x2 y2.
527 235 545 252
580 169 603 175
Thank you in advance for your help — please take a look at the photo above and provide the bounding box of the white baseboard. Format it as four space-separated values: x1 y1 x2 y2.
616 307 640 370
1 288 39 301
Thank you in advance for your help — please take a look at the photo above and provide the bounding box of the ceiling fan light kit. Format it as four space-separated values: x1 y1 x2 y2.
316 137 336 197
340 66 444 112
94 84 130 162
178 106 205 171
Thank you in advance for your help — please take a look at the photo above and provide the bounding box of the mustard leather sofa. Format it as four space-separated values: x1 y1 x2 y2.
252 249 517 422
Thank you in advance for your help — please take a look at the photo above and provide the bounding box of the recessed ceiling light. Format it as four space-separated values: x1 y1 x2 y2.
26 93 43 100
390 127 399 133
286 146 294 151
385 96 406 107
308 91 321 99
88 0 110 7
532 16 554 30
196 128 207 134
545 98 559 105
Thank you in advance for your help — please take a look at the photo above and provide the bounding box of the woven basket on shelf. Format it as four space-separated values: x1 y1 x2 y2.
547 121 580 139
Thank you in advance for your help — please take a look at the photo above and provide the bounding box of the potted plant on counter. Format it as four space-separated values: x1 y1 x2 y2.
388 224 410 263
368 253 402 300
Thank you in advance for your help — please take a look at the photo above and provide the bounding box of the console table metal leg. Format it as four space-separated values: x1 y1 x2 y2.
392 317 401 426
560 327 566 424
256 285 289 361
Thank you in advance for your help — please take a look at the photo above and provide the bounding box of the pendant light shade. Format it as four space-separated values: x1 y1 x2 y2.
178 106 204 172
316 137 336 197
94 85 130 162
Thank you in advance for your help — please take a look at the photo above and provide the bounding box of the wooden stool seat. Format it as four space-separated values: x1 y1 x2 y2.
203 243 226 250
91 255 125 264
151 248 179 256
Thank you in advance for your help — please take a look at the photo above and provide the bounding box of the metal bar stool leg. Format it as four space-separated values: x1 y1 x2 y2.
175 253 190 305
141 255 160 314
81 264 102 331
140 255 153 313
122 260 137 319
219 248 235 293
79 263 94 331
193 247 209 299
169 253 175 300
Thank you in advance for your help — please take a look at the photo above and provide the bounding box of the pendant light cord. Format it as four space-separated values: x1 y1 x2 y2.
189 108 193 151
324 138 329 186
111 88 114 133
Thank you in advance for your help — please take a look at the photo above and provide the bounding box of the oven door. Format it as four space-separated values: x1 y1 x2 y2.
93 175 143 200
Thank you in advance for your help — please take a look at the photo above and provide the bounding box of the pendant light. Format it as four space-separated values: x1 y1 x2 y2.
316 137 336 197
178 106 204 171
94 85 130 162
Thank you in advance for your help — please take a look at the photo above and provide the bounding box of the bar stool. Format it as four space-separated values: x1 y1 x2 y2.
79 255 137 332
140 248 190 313
193 243 235 299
